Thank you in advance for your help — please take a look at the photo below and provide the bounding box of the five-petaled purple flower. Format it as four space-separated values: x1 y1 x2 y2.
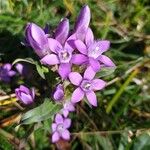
69 67 106 106
0 63 16 82
61 101 75 117
74 28 115 72
15 85 35 105
53 84 64 101
40 18 86 79
25 23 50 58
52 114 71 143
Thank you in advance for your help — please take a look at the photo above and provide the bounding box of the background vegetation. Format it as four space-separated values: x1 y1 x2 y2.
0 0 150 149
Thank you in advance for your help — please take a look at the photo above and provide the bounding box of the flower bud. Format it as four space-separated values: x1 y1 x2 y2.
15 85 35 105
55 18 69 45
25 23 50 57
53 84 64 101
74 5 91 41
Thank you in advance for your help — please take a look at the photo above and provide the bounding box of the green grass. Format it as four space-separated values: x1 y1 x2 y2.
0 0 150 149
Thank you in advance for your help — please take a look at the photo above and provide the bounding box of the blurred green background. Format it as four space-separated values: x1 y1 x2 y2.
0 0 150 149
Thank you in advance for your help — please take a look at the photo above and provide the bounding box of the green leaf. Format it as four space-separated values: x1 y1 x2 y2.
12 58 35 65
131 133 150 150
35 62 49 79
96 67 116 78
21 99 61 125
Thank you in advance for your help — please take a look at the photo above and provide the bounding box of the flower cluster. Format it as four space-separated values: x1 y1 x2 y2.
15 5 115 143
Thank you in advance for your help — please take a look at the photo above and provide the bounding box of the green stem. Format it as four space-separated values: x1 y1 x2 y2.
106 69 139 114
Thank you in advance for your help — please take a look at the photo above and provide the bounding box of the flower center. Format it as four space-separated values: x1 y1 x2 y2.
58 50 71 63
81 80 92 92
57 123 64 133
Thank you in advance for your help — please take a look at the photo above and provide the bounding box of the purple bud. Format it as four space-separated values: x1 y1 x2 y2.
55 18 69 45
74 5 91 40
25 23 50 57
53 84 64 101
0 63 16 82
15 85 35 105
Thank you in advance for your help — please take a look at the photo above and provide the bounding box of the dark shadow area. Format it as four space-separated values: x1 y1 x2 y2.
0 30 36 63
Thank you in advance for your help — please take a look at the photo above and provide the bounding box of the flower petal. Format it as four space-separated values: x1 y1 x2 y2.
30 23 47 46
40 54 59 65
3 64 11 70
85 28 94 46
84 66 96 80
98 55 115 67
62 109 69 118
52 123 57 132
19 85 30 94
8 71 16 77
92 79 106 91
69 72 82 86
89 58 101 72
58 63 71 79
71 87 84 103
55 18 69 45
96 40 110 53
61 129 70 140
86 91 97 107
63 118 71 129
64 102 75 112
20 93 33 105
48 38 62 53
71 54 88 65
74 5 91 41
64 40 75 52
52 131 60 143
55 114 63 124
74 40 87 55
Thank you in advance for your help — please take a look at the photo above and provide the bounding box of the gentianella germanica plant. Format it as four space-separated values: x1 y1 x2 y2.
15 5 115 143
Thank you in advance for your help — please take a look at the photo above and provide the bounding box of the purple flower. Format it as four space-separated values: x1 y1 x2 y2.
51 114 71 143
0 63 16 82
74 28 115 72
15 85 35 105
53 84 64 101
69 67 106 106
61 101 75 117
74 5 91 41
41 18 84 79
25 23 50 58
